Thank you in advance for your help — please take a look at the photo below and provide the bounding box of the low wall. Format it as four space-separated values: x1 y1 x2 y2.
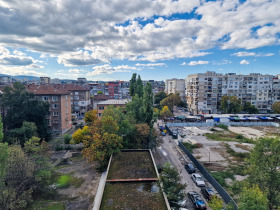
178 142 238 210
167 121 278 127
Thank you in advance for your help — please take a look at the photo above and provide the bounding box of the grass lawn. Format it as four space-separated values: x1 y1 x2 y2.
107 151 157 179
205 130 255 144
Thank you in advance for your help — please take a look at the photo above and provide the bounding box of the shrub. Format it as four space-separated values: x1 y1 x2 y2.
217 124 228 130
63 133 72 144
236 134 244 139
56 174 84 188
210 128 217 132
182 142 200 153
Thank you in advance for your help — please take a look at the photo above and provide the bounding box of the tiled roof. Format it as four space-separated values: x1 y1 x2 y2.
53 84 90 91
26 84 69 95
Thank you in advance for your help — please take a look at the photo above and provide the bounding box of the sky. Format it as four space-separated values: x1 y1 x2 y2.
0 0 279 81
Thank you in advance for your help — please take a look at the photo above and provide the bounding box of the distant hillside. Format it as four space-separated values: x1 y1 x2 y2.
0 73 39 81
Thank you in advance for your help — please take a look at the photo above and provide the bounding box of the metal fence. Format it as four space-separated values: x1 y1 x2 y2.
167 121 277 127
178 142 238 210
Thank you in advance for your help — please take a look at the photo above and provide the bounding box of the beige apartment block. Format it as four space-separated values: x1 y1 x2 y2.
97 99 129 119
185 71 223 114
27 84 72 134
165 78 185 101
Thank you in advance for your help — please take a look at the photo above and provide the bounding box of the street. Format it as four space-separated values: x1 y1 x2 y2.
153 121 213 210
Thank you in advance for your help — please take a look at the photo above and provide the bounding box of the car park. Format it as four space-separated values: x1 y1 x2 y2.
191 173 206 187
188 191 207 209
184 163 196 174
201 187 215 201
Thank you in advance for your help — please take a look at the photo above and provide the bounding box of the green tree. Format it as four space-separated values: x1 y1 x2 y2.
247 137 280 210
160 106 172 120
136 75 144 97
102 106 135 148
143 82 154 127
126 95 145 123
160 93 181 113
1 82 50 141
272 101 280 114
0 142 8 178
129 73 137 97
209 195 223 210
239 185 268 210
0 115 3 142
5 121 37 146
0 145 35 209
97 91 103 95
154 91 167 104
84 109 98 125
221 95 242 114
160 163 186 202
243 102 259 114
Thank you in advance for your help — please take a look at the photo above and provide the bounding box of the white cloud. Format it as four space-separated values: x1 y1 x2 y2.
188 60 209 66
0 0 279 66
87 64 140 76
135 63 167 67
68 69 84 73
232 51 274 57
240 59 250 65
213 60 232 65
180 62 187 66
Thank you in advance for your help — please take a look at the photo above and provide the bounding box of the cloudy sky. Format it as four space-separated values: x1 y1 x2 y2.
0 0 279 81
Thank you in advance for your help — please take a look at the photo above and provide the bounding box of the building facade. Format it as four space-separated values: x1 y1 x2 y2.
165 78 185 101
185 71 223 114
185 71 274 114
97 99 129 119
27 84 72 134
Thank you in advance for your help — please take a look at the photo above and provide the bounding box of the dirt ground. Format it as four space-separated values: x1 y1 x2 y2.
228 126 266 139
51 150 102 210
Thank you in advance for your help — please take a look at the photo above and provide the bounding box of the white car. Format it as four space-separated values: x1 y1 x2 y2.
191 173 206 187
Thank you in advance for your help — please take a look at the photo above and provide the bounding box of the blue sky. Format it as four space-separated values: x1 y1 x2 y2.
0 0 279 81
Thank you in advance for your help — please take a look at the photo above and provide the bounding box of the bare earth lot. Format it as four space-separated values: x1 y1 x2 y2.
51 150 102 210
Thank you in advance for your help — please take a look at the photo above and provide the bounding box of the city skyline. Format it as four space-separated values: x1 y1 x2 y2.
0 0 279 81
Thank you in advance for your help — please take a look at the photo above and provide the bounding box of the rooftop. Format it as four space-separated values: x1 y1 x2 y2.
100 150 169 210
97 99 130 105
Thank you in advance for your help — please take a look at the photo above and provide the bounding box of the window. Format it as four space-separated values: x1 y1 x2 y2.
99 106 104 110
66 95 68 100
74 96 79 100
52 96 58 101
98 113 102 117
43 96 49 101
53 104 58 109
66 102 68 107
75 92 79 95
53 112 59 116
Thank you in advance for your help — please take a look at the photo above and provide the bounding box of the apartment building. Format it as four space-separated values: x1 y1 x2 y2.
223 73 273 113
97 99 129 119
27 84 72 134
40 77 51 84
273 75 280 101
165 78 185 101
53 84 91 118
185 71 223 114
186 71 274 114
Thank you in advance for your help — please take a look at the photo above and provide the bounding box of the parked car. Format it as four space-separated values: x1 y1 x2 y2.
185 163 196 174
172 130 178 139
191 173 206 187
201 187 215 201
170 199 187 209
188 191 207 209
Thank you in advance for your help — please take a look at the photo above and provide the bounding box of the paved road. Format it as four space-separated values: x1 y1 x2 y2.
153 122 212 209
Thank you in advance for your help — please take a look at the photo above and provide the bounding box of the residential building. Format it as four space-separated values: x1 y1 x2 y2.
26 84 72 134
223 73 273 114
185 71 223 114
186 71 274 114
40 77 51 84
97 99 129 118
165 78 185 101
53 84 91 118
273 75 280 101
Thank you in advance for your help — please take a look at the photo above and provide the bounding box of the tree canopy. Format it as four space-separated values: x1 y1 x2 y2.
247 137 280 210
160 93 181 113
1 82 50 141
220 95 242 114
272 101 280 114
154 91 167 104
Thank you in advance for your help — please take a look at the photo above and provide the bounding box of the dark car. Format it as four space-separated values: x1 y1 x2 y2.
172 130 178 139
201 187 215 201
185 163 196 174
188 191 207 209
